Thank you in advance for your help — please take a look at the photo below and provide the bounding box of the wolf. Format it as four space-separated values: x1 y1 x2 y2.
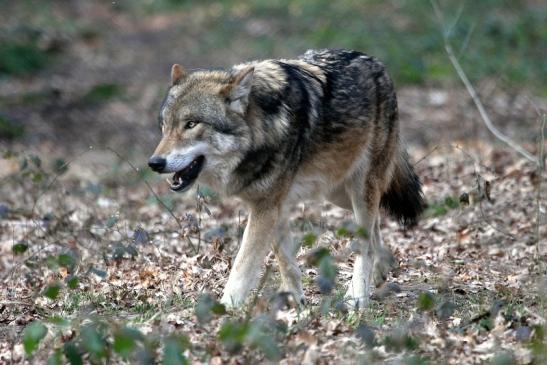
148 49 425 309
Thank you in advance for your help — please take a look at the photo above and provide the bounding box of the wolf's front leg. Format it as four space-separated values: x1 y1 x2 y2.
220 207 278 308
272 218 304 303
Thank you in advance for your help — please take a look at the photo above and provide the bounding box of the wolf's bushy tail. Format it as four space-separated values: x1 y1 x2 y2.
380 150 425 228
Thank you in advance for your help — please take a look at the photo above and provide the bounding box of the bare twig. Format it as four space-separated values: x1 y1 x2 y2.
457 21 476 58
430 0 539 166
472 169 516 240
31 147 93 216
106 148 182 227
107 147 197 252
4 148 94 282
523 306 546 324
417 142 519 239
0 301 32 306
535 114 546 262
448 143 518 239
196 186 203 253
415 145 441 166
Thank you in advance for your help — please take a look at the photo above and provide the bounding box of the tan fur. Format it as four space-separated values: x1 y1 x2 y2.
303 130 371 184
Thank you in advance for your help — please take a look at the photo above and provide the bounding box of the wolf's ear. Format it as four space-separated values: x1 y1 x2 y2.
171 64 187 86
223 66 254 115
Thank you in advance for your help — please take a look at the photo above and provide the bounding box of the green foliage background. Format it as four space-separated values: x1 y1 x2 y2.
2 0 546 94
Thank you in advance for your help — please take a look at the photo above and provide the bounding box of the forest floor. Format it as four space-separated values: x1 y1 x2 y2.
1 132 546 364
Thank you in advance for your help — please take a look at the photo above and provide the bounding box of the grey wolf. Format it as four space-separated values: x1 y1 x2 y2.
148 49 425 309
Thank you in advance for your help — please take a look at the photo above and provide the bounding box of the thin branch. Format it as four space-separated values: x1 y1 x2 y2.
535 114 546 262
415 145 440 166
106 148 182 229
523 306 546 324
196 186 203 254
430 0 539 166
4 149 95 282
446 2 465 38
448 143 518 239
0 301 32 306
106 147 197 253
472 169 516 240
31 147 93 216
415 142 520 239
458 22 476 58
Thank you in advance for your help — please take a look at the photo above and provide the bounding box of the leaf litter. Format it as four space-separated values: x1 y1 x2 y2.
0 140 545 364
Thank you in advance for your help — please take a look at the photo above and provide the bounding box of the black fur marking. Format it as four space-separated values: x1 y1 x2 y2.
234 146 277 188
337 49 365 64
235 62 324 189
320 69 336 116
372 71 383 126
385 93 398 135
315 67 356 144
303 49 364 65
295 66 325 89
235 61 326 190
253 89 283 115
276 62 314 163
380 155 426 228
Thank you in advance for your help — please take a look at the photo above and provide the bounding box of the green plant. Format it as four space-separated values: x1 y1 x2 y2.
0 114 24 140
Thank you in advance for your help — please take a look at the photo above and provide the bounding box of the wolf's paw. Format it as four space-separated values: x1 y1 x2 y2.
345 276 371 310
277 284 305 305
271 291 306 310
373 246 398 287
220 293 245 309
344 294 369 311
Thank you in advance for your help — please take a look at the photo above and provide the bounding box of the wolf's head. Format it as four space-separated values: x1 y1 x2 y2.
148 64 254 193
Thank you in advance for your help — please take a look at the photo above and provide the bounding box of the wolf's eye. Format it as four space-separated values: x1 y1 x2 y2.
184 120 199 129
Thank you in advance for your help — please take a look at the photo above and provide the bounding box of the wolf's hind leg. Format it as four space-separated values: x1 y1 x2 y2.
371 220 397 287
329 186 396 288
326 184 353 210
272 218 304 303
344 180 381 310
221 207 278 308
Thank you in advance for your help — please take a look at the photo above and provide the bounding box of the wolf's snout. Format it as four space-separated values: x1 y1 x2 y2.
148 156 166 172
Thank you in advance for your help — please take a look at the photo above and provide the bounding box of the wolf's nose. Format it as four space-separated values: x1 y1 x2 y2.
148 156 166 172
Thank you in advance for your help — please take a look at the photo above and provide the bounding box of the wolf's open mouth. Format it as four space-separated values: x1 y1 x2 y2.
169 155 205 192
